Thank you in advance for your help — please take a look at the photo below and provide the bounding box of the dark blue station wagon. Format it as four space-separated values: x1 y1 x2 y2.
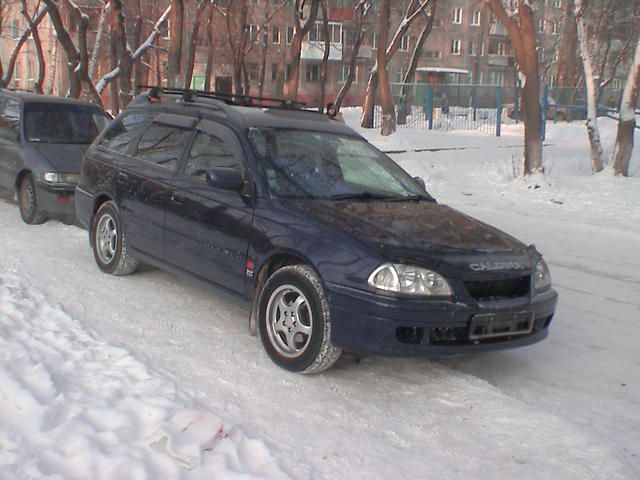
75 88 557 374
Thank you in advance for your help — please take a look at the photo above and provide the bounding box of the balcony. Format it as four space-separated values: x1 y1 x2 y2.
301 41 343 61
490 22 508 36
488 54 510 66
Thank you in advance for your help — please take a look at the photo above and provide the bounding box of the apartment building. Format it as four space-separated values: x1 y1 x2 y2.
1 0 627 108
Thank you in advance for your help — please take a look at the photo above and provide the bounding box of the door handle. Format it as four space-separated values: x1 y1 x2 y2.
171 192 186 205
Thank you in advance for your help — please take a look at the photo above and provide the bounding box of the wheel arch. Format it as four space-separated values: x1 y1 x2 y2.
14 169 33 193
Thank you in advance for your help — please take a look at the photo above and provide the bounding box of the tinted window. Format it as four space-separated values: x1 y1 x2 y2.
133 123 191 171
0 98 21 140
24 103 108 144
100 113 152 153
185 131 241 180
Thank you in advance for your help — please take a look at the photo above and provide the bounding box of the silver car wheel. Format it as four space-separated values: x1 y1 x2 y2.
266 284 313 358
95 213 117 265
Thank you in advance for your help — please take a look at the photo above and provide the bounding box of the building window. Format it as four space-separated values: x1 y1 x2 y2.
400 34 409 52
284 63 291 81
249 24 259 43
247 63 259 81
422 50 441 59
496 42 506 56
488 71 503 86
271 63 278 81
308 22 343 43
272 26 280 44
551 21 559 34
471 10 481 26
372 32 379 49
452 7 463 24
160 19 170 40
305 63 321 82
286 26 294 45
538 19 545 32
612 78 622 90
469 41 479 56
11 19 20 39
450 39 461 55
553 0 562 7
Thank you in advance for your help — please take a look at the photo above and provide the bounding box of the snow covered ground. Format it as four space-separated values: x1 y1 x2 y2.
1 112 639 479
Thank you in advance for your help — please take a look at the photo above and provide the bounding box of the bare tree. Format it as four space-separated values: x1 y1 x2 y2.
360 0 433 132
575 0 604 172
204 6 215 91
611 36 640 177
257 1 288 97
19 0 45 93
487 0 543 175
167 0 184 87
398 1 437 125
0 4 46 88
183 0 212 89
334 0 374 112
318 0 331 112
88 0 110 81
284 0 320 101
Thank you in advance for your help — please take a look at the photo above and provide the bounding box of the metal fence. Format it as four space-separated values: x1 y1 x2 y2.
372 82 628 137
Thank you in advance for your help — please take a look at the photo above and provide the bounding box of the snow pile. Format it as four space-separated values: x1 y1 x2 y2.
0 272 288 480
342 108 640 230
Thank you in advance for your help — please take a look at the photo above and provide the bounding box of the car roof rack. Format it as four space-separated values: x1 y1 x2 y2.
136 85 307 111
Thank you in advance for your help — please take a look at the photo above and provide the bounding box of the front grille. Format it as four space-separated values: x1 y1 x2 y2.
464 276 530 301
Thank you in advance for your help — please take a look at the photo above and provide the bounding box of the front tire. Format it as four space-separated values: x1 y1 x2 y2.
18 175 47 225
258 265 342 374
91 201 138 275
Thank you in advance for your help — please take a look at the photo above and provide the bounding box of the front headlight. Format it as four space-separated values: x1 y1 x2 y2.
368 263 452 297
534 259 552 293
41 172 80 185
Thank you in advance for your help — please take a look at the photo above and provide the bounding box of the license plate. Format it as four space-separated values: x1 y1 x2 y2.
469 311 534 340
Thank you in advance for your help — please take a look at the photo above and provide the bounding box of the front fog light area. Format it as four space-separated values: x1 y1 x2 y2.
42 172 80 185
368 263 452 297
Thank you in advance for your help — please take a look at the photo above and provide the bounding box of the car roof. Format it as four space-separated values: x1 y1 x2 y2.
128 90 361 137
0 89 104 108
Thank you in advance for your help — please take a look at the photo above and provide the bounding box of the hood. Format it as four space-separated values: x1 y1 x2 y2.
28 143 90 172
288 199 528 257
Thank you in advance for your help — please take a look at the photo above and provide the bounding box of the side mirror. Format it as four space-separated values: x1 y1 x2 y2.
204 167 244 190
413 176 426 190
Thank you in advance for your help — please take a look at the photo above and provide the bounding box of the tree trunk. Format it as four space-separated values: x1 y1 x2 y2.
109 34 120 114
257 3 270 97
398 1 436 124
318 0 331 112
204 7 215 91
112 0 133 107
168 0 184 87
377 0 395 136
487 0 543 174
183 0 209 89
556 0 578 88
88 1 109 81
284 0 320 100
334 0 371 112
360 70 378 128
612 36 640 177
575 0 604 173
19 0 45 94
132 0 144 90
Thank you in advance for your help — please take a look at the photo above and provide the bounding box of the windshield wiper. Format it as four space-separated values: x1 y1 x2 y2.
329 192 399 201
385 194 433 202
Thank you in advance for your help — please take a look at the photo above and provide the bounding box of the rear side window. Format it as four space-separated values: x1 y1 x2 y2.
133 123 191 171
185 131 242 180
99 112 152 153
0 98 21 140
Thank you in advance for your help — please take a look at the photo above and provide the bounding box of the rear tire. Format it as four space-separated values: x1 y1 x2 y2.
91 201 138 275
258 265 342 374
18 175 47 225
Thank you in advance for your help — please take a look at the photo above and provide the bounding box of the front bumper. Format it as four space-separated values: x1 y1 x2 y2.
326 282 558 357
37 182 76 218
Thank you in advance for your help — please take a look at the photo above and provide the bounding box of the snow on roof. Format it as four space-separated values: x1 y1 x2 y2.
416 67 470 75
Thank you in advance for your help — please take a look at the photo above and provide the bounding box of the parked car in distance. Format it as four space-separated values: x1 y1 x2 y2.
76 87 558 374
506 95 611 122
0 90 110 224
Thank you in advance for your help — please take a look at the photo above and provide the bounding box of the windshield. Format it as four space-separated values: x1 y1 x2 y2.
249 128 430 201
25 103 109 144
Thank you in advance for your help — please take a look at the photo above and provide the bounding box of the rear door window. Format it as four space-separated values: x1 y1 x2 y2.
99 112 152 153
0 98 21 141
133 123 192 171
185 130 242 181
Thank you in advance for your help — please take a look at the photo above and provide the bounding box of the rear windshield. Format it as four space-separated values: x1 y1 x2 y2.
24 103 109 144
